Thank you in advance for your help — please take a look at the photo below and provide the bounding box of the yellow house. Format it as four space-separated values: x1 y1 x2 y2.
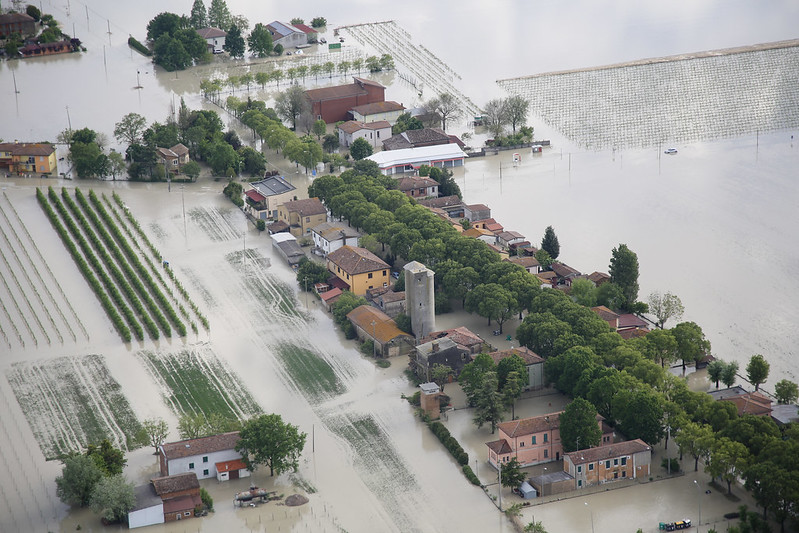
326 246 390 296
277 198 327 238
0 142 57 176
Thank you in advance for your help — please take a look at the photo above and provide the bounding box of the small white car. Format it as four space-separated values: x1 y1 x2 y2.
664 148 678 155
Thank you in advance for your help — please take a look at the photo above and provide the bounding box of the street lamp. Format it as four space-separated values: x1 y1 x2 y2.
585 502 594 533
694 480 702 532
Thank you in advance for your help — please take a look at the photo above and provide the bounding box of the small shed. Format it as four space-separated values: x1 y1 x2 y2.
519 481 537 499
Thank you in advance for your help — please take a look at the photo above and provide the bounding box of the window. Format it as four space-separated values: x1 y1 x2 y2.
605 460 610 469
184 511 191 516
383 270 387 276
621 457 627 466
588 463 594 471
368 273 373 279
305 217 310 222
613 472 618 479
203 469 209 476
383 282 387 287
188 462 194 469
543 433 548 443
543 449 548 458
613 458 618 466
578 480 582 487
203 456 208 463
531 436 536 444
622 471 626 478
520 441 525 447
577 465 582 473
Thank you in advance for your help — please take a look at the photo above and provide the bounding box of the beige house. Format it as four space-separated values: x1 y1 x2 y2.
277 198 327 238
563 439 651 489
346 305 414 357
337 120 392 148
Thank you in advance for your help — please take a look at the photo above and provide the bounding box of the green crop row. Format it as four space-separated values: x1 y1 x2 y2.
72 189 162 340
36 188 131 342
50 188 143 340
90 191 185 336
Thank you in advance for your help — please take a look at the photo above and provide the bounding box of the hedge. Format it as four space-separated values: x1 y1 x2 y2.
36 188 131 342
462 465 481 486
428 421 469 466
127 36 152 57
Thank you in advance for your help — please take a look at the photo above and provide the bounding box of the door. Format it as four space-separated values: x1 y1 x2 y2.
231 469 240 480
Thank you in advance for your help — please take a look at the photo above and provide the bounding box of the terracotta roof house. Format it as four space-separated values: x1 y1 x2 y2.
550 262 581 285
709 386 773 417
0 142 58 176
214 458 250 482
326 245 390 295
150 472 201 523
292 23 318 38
486 411 614 468
487 346 545 390
420 327 486 355
587 271 611 286
311 221 360 257
346 305 414 357
592 306 620 329
196 27 226 53
305 77 386 123
277 197 327 238
159 432 242 479
266 21 307 48
156 143 190 174
418 195 465 218
563 439 652 489
463 227 497 244
382 128 456 151
319 287 343 311
19 39 77 58
496 231 526 249
414 337 471 380
337 120 392 148
366 144 467 175
536 271 557 287
505 255 541 274
0 12 36 38
396 175 439 199
245 175 296 220
350 101 406 124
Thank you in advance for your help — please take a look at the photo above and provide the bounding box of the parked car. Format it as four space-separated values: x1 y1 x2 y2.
664 148 678 155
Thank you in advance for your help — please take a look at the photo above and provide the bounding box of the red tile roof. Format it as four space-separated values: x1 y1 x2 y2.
486 439 512 454
215 459 247 473
328 246 389 275
0 142 55 157
151 473 200 496
306 83 369 102
591 305 619 323
498 412 564 438
245 189 266 202
351 101 405 116
564 439 650 465
320 287 343 302
617 314 648 329
160 432 240 460
162 494 201 513
293 23 317 34
488 346 544 365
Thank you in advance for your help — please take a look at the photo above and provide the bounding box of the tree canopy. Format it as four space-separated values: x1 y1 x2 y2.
745 354 770 391
541 226 560 260
90 475 135 524
647 291 684 329
236 414 307 476
609 244 639 311
56 454 104 507
224 24 245 57
349 137 373 160
248 23 273 57
559 397 601 452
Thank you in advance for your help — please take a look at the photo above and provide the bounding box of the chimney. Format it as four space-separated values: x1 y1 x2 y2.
431 341 439 353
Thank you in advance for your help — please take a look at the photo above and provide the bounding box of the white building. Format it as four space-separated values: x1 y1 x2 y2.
311 221 361 257
337 120 392 148
196 27 226 53
158 432 242 480
266 21 307 48
128 484 164 529
367 144 467 175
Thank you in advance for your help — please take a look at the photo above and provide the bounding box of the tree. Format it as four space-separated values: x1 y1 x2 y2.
483 98 508 138
720 361 739 388
26 4 42 21
153 34 192 71
273 43 284 56
465 283 517 334
90 475 135 524
178 412 206 439
182 160 202 181
107 151 127 181
55 455 104 507
707 360 725 389
208 0 232 30
596 281 625 310
473 371 503 433
296 257 329 290
139 418 169 454
672 321 711 370
609 244 639 311
559 397 602 452
223 24 245 58
189 0 207 29
86 440 126 476
675 422 715 471
501 371 523 419
516 312 572 359
540 225 560 260
504 95 530 134
427 93 462 131
524 521 548 533
500 457 526 488
612 388 665 445
248 23 272 57
534 249 553 271
113 112 147 147
774 379 798 404
207 141 239 176
349 137 373 160
647 291 685 329
236 414 307 476
644 328 678 368
496 354 527 391
313 119 327 140
706 437 750 495
146 12 183 42
392 112 423 135
290 17 304 25
430 363 454 392
746 354 770 391
275 85 310 130
459 353 496 406
311 17 327 28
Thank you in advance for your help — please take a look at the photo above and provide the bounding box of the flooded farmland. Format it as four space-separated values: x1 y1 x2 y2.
1 1 799 532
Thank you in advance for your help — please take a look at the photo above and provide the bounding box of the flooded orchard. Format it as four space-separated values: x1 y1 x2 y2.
1 1 799 532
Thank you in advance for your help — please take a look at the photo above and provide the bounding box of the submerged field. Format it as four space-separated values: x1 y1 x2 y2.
6 355 142 460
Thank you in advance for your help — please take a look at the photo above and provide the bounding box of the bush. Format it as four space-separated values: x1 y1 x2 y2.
661 457 680 473
128 36 152 56
376 359 391 368
256 219 266 231
200 487 214 511
427 421 468 466
462 465 481 486
360 339 375 356
407 391 421 406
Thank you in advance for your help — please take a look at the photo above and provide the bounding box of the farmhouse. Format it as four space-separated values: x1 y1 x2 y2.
396 176 439 199
0 142 57 176
366 144 467 175
414 337 470 381
196 27 226 53
277 197 327 238
155 143 190 174
311 221 360 257
159 432 242 480
563 439 651 489
266 21 307 48
0 12 36 38
346 305 414 357
151 472 201 523
366 286 406 318
305 77 386 123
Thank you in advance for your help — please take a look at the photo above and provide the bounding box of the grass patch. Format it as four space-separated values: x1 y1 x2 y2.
137 347 261 420
376 359 391 368
274 343 345 403
7 355 142 459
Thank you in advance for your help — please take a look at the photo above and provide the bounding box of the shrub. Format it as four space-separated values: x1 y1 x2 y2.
256 219 266 231
660 457 680 473
200 487 213 511
407 391 421 406
128 36 152 57
462 465 480 486
376 359 391 368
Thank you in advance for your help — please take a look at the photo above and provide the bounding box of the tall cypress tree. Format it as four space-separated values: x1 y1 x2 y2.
541 225 560 259
190 0 207 29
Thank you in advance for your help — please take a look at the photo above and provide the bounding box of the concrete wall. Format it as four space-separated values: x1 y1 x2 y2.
128 504 164 529
404 261 435 339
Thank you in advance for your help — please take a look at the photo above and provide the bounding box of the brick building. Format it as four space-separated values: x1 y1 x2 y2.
305 77 386 123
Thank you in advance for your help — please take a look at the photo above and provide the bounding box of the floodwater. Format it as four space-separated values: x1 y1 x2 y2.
2 1 799 532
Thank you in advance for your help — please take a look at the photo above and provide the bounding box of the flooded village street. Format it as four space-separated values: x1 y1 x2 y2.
1 1 799 532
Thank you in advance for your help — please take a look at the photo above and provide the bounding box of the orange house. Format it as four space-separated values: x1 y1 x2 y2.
487 411 614 468
0 142 57 176
326 246 390 296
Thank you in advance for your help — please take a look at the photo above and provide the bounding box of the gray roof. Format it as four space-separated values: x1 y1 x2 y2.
770 404 799 425
312 222 361 240
276 240 305 265
419 382 440 394
251 175 296 197
131 484 162 512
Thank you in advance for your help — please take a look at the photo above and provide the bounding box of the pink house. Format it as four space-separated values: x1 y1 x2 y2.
486 411 614 469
